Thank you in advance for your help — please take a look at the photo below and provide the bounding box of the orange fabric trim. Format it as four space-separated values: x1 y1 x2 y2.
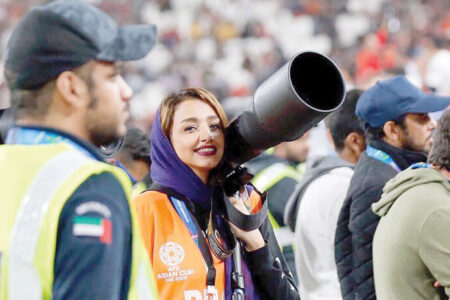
249 190 263 213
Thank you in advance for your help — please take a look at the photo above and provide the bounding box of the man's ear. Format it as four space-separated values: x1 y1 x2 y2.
344 132 366 159
382 121 402 147
54 71 89 109
346 132 366 152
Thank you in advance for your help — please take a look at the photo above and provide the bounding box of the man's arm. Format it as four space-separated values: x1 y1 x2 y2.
419 207 450 297
52 172 132 300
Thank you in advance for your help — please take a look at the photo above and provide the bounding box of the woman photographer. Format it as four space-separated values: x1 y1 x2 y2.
133 87 299 299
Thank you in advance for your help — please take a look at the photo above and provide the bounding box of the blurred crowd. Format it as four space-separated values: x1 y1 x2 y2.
0 0 449 132
1 1 449 299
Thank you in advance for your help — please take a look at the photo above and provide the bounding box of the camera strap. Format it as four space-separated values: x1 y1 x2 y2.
223 188 268 231
207 186 268 261
149 184 217 291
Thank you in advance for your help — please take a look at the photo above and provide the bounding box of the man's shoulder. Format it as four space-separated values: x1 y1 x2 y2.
351 153 397 191
399 178 450 208
64 171 130 218
74 171 127 197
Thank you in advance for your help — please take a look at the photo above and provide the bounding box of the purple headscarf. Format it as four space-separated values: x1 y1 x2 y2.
150 109 212 210
150 108 259 300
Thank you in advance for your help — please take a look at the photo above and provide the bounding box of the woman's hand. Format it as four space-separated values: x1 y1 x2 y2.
228 189 266 252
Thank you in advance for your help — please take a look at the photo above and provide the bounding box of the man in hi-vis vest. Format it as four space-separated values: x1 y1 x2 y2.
0 1 158 299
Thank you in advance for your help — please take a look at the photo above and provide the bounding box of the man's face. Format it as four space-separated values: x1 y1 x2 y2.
398 113 436 153
284 130 310 163
84 61 132 146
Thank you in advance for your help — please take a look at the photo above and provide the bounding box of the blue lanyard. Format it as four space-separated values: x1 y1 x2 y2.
169 196 199 248
366 145 402 173
410 162 431 169
6 127 95 159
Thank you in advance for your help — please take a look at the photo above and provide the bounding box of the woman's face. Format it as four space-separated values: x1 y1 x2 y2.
170 98 225 183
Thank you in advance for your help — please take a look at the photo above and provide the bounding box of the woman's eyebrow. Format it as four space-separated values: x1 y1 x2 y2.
207 115 220 121
181 115 218 123
180 117 199 123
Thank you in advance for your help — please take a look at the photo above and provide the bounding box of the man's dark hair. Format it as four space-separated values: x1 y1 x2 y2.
325 89 364 152
11 80 56 120
362 114 407 143
428 110 450 171
11 63 95 120
117 127 151 166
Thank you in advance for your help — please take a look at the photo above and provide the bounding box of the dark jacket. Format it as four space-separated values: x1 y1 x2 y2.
334 140 427 300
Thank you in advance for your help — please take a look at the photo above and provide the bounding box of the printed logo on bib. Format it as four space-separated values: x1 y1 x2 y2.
160 241 185 266
157 242 195 282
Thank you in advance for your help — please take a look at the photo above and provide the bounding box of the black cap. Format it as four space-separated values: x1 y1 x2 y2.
4 0 157 90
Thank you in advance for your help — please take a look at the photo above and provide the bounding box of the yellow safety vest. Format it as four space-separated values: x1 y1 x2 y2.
132 181 148 198
251 161 303 248
0 143 158 300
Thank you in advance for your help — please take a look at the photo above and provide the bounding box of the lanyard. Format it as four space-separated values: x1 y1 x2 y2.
410 162 431 169
150 184 217 293
6 127 95 159
168 195 217 292
366 145 402 173
170 196 199 247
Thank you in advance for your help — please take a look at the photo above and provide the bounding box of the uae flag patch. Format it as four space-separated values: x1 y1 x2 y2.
73 216 112 244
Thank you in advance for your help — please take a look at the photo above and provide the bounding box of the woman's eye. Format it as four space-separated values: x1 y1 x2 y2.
210 123 222 131
184 126 197 132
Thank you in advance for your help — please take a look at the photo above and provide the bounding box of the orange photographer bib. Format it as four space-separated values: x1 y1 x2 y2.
133 189 262 300
134 190 225 300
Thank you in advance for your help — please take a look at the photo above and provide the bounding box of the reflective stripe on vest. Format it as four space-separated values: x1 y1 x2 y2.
8 151 89 300
137 263 153 300
8 150 90 300
252 163 301 198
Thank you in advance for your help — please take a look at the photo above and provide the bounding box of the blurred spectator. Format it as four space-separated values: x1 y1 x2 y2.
274 131 311 171
425 40 450 96
335 76 450 299
284 89 365 299
115 127 153 196
372 109 450 300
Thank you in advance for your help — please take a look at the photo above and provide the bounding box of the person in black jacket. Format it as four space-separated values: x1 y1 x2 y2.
334 75 450 300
